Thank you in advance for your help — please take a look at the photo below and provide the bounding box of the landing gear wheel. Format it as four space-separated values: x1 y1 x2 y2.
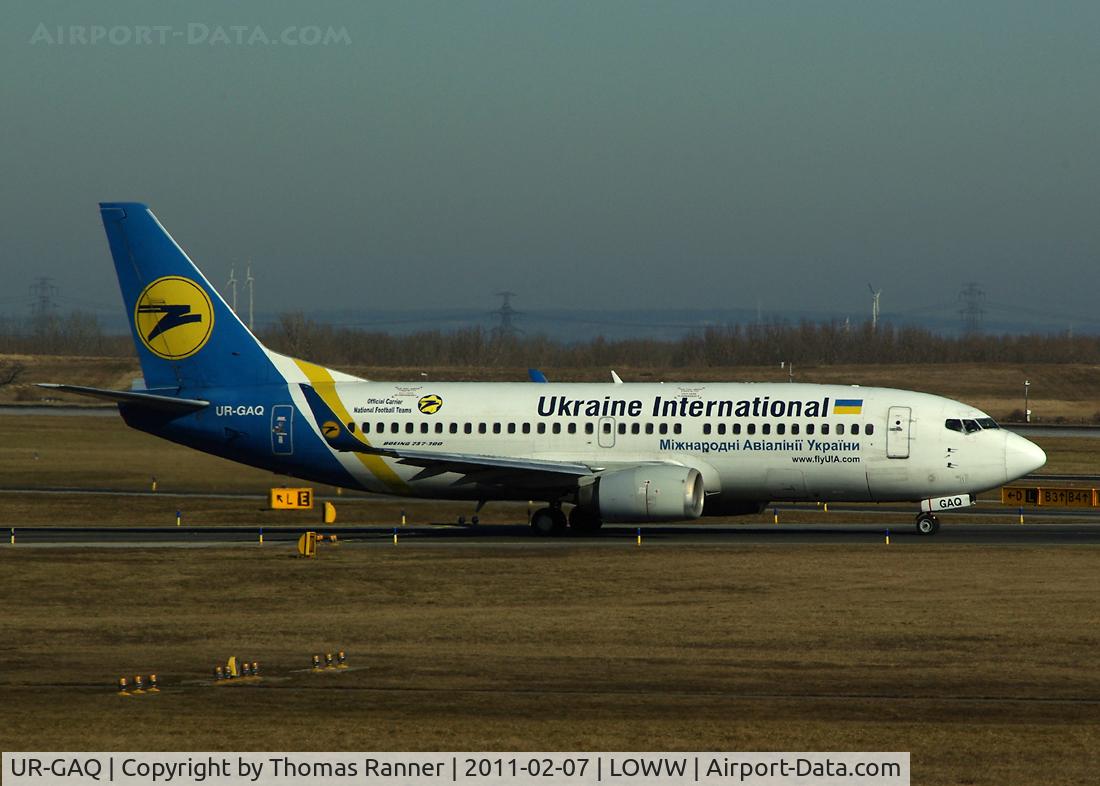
530 507 567 536
568 507 604 534
915 512 940 536
471 515 479 526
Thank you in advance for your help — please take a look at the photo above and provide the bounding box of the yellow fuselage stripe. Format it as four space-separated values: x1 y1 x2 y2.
293 359 409 493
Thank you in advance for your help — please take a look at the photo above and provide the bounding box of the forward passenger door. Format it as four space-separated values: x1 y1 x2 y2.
886 406 911 459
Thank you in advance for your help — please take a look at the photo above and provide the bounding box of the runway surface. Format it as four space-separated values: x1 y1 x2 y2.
7 521 1100 546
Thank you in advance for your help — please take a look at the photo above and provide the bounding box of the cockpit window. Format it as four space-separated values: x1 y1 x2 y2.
945 419 963 432
962 419 981 433
977 417 999 429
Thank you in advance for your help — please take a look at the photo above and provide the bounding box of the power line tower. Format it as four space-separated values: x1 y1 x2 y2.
491 291 521 339
958 282 985 335
29 276 59 334
867 284 882 331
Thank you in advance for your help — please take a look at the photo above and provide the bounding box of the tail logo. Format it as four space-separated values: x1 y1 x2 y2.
134 276 215 360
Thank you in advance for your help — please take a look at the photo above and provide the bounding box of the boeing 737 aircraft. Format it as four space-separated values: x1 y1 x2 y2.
44 203 1047 535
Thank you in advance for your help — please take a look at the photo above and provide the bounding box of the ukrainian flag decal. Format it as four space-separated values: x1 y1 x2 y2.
834 399 863 415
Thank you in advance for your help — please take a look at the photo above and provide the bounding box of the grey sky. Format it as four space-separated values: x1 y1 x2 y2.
2 1 1098 327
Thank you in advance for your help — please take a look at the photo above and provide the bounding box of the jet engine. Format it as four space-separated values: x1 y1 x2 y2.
595 466 705 522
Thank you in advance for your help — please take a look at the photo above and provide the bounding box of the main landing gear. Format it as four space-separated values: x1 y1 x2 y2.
530 505 604 536
915 512 940 536
530 506 567 536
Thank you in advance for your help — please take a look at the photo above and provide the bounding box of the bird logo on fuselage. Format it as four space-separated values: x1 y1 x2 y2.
134 277 214 360
418 394 443 415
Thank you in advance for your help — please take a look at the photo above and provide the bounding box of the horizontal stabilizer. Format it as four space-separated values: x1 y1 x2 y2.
37 384 209 412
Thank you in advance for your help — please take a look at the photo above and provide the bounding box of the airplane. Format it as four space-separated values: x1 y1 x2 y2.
42 203 1047 536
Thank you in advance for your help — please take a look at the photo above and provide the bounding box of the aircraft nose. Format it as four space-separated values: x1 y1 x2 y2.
1004 432 1046 481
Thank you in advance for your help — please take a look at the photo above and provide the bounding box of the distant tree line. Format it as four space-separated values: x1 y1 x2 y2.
4 309 1100 367
259 315 1100 368
0 311 129 356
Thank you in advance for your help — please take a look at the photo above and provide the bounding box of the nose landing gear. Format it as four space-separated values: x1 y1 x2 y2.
915 512 940 535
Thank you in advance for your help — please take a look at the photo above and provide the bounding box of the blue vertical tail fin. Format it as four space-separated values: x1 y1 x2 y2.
100 202 278 391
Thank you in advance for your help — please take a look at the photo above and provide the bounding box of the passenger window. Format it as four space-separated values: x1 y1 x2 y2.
791 423 799 435
585 423 594 435
377 422 385 434
747 424 756 435
568 423 577 434
522 423 531 434
493 423 501 434
435 423 444 434
347 422 356 433
362 422 370 434
552 423 561 434
617 423 626 435
865 424 874 435
703 424 712 435
673 423 682 434
659 424 668 435
602 422 611 434
836 424 845 435
404 423 413 434
464 423 472 434
776 423 785 435
821 424 830 435
806 423 815 435
762 423 771 435
645 423 654 435
507 423 516 434
449 423 458 434
733 423 742 435
717 423 726 435
478 423 487 434
420 423 428 434
630 423 639 435
391 423 399 433
537 423 546 434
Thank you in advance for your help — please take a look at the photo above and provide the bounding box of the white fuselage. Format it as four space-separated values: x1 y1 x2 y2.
289 379 1045 508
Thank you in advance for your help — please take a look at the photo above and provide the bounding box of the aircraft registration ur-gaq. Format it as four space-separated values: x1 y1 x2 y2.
43 203 1047 536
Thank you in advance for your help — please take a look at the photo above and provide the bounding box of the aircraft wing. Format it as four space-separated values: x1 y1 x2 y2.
348 444 597 489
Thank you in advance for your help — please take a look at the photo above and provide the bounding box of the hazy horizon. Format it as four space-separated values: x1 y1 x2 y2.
2 1 1098 332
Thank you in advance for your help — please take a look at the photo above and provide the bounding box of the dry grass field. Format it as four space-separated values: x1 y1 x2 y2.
0 546 1098 785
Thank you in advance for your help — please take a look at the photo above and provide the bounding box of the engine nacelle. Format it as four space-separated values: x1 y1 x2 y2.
595 466 705 522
